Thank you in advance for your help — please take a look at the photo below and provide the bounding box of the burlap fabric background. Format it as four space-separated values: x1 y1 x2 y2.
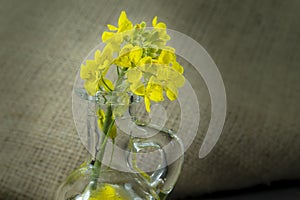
0 0 299 199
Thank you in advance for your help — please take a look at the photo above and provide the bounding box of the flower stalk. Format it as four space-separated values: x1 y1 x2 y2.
90 104 114 190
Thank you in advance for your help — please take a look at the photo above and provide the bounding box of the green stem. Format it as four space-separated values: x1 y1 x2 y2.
89 67 125 191
90 105 114 190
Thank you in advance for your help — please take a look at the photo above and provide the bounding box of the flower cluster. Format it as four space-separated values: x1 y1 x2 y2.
80 11 185 114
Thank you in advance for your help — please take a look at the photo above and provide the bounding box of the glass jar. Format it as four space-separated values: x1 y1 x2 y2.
56 89 184 200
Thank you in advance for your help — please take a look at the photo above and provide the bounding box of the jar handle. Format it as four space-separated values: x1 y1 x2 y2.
128 128 184 198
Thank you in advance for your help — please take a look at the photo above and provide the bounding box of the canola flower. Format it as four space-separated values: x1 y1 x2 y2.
81 11 184 114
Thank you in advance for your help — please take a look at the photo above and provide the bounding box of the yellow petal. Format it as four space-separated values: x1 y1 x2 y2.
156 22 166 29
129 46 143 64
127 68 142 83
100 62 110 76
118 11 133 32
172 61 184 74
80 64 89 80
99 60 110 70
148 75 160 84
152 16 158 27
102 43 113 56
166 84 178 100
80 60 98 80
119 43 133 55
94 50 102 64
107 24 118 31
108 33 124 45
114 56 131 68
130 81 145 96
138 56 152 66
157 67 185 87
146 82 164 102
110 43 121 52
160 33 170 41
86 60 98 70
84 79 99 96
102 31 115 42
156 66 168 81
118 11 128 27
100 44 114 64
158 50 175 64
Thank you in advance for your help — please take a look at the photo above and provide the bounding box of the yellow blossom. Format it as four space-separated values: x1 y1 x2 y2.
114 45 153 85
102 11 133 42
82 11 185 114
158 49 175 64
80 60 99 96
114 45 142 68
151 16 170 43
129 76 164 112
152 16 167 29
157 49 184 74
156 65 185 100
80 44 115 95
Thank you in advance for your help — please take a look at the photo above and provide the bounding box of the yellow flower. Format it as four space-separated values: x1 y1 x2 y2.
151 16 170 43
157 48 184 74
114 45 152 69
129 62 184 111
114 44 141 68
80 44 115 95
145 77 164 112
156 65 185 100
129 76 164 112
95 44 114 70
152 16 167 29
80 59 99 96
102 11 133 42
118 47 184 112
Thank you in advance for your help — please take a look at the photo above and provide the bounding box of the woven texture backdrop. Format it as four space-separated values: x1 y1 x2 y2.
0 0 299 199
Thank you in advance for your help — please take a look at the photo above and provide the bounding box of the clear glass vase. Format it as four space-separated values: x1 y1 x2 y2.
56 90 184 200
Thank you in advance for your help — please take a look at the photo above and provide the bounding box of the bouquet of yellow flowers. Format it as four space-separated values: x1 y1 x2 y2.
80 10 185 157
